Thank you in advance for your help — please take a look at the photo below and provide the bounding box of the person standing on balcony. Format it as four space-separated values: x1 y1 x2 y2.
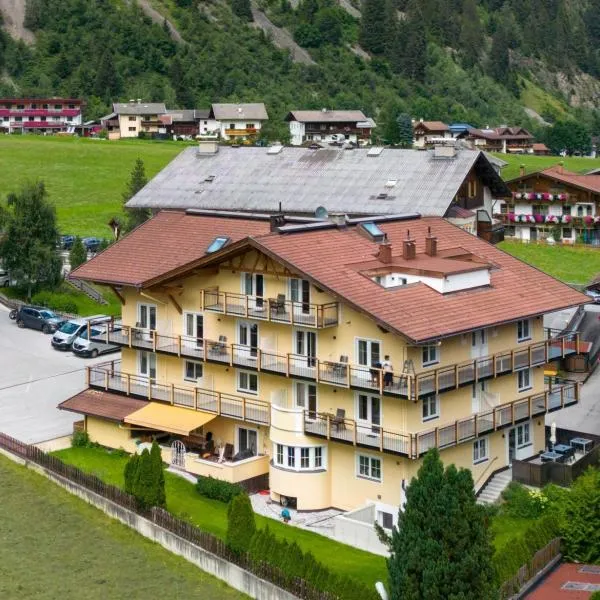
381 355 394 387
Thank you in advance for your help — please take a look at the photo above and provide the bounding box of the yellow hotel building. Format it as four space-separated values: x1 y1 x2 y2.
62 210 585 520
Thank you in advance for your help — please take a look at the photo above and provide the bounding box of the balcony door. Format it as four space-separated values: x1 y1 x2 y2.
470 328 488 360
356 338 381 384
472 381 486 413
242 272 264 310
357 393 381 434
290 278 311 316
238 320 259 360
294 381 317 419
138 303 156 342
138 350 156 381
295 329 316 368
237 427 258 456
184 313 203 347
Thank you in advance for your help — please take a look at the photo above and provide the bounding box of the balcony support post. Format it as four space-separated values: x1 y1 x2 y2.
474 359 478 383
177 335 181 357
257 349 261 372
104 371 109 391
326 415 331 440
216 392 221 416
85 367 90 386
454 364 459 389
152 330 157 353
126 374 131 396
576 333 580 355
170 384 174 406
561 337 565 358
242 397 246 422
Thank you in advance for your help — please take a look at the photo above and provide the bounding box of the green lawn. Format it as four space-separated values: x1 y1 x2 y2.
497 240 600 284
54 446 388 586
0 454 246 600
490 513 533 551
492 152 600 180
0 135 184 238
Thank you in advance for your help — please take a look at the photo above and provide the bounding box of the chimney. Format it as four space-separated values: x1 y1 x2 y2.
197 140 219 155
270 214 286 232
519 164 526 177
425 227 437 256
328 212 347 227
559 161 564 174
403 230 416 260
377 237 392 264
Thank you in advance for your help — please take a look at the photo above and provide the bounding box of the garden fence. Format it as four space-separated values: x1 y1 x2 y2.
0 432 338 600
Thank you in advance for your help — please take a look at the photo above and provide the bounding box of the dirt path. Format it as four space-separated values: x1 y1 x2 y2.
0 0 35 44
250 2 316 65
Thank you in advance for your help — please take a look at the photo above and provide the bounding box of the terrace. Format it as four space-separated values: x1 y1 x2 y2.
88 322 580 401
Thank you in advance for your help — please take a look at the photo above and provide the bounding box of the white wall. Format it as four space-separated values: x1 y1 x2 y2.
289 121 305 146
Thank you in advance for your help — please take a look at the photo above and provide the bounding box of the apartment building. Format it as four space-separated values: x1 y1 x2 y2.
102 101 168 139
61 210 584 518
285 109 374 146
495 164 600 244
0 97 83 133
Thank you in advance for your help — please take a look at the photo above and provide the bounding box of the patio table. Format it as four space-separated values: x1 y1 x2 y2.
540 451 563 463
553 444 574 460
570 437 593 454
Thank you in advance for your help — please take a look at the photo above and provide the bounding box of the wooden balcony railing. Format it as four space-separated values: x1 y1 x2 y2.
201 290 339 328
87 361 270 426
224 128 257 136
303 383 579 458
89 320 579 400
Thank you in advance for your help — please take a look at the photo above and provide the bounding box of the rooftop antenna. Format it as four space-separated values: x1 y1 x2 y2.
278 201 282 213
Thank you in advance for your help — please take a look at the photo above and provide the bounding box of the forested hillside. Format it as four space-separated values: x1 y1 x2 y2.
1 0 600 140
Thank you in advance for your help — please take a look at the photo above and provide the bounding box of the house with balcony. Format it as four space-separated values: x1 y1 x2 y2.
412 120 452 148
125 144 509 243
285 109 374 146
495 164 600 244
61 209 585 524
494 126 535 153
0 97 83 134
102 101 167 139
208 103 268 142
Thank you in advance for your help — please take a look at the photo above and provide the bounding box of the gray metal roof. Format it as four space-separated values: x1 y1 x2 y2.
126 146 508 216
167 109 198 122
113 102 166 115
286 110 368 123
210 103 268 121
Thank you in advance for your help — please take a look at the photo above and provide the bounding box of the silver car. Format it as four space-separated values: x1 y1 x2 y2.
52 315 109 351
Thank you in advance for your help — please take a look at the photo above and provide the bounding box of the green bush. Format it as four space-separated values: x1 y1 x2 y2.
124 442 167 509
31 291 78 315
71 430 91 448
501 482 545 518
226 493 256 554
589 591 600 600
195 476 243 502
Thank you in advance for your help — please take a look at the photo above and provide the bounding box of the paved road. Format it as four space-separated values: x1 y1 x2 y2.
0 305 117 443
547 364 600 437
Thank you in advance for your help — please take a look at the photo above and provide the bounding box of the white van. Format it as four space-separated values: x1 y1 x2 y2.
71 318 121 358
51 315 110 351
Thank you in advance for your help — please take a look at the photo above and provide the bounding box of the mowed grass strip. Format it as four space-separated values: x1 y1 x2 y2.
54 446 388 586
0 136 183 238
0 454 247 600
497 240 600 284
491 153 600 180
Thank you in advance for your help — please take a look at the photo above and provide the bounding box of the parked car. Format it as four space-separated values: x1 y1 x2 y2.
585 288 600 303
15 306 65 334
60 235 75 250
51 315 110 350
0 269 10 287
72 323 121 358
82 237 102 253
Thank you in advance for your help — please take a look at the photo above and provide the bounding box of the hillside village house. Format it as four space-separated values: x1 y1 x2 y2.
285 109 375 146
165 109 206 137
208 103 268 142
495 164 600 244
124 144 508 242
457 127 536 154
102 101 167 139
412 120 453 148
0 97 83 133
62 210 584 530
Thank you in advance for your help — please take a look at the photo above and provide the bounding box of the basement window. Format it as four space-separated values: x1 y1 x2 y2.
206 236 230 254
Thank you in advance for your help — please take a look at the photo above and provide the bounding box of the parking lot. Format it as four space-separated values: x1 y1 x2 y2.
0 304 117 443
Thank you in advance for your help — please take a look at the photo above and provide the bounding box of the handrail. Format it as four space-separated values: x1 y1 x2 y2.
474 456 500 491
92 321 579 400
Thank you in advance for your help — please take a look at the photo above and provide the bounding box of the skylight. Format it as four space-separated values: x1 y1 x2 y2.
359 222 386 242
206 236 230 254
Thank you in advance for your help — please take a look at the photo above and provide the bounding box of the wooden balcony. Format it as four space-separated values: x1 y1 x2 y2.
202 290 339 328
87 361 270 426
89 321 580 401
303 383 579 458
224 128 257 136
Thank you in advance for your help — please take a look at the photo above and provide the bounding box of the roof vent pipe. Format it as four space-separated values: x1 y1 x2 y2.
403 230 416 260
425 226 437 257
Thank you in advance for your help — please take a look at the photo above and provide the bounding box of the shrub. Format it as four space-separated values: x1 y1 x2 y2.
501 482 545 518
150 441 166 508
71 430 90 448
196 476 243 502
124 453 140 495
226 493 256 553
124 443 167 509
590 592 600 600
31 291 78 315
69 237 87 271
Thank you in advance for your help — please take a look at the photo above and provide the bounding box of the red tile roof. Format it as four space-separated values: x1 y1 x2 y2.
540 166 600 194
525 563 600 599
413 121 449 132
58 389 148 421
73 211 587 343
71 211 271 287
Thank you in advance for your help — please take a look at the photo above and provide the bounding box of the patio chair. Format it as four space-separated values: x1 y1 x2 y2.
332 355 349 379
270 293 286 315
223 443 234 461
211 335 227 355
133 321 144 340
332 408 346 432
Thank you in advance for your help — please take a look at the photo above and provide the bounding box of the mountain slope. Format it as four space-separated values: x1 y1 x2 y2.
0 0 599 141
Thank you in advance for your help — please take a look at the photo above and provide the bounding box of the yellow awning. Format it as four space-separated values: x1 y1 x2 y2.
124 403 215 436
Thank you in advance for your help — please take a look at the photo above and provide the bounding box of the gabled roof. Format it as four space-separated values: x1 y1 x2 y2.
125 146 509 215
495 126 533 140
113 102 166 116
467 128 502 140
195 109 211 120
285 110 368 123
73 211 587 343
210 103 268 121
71 211 271 287
506 165 600 194
413 121 449 132
167 109 199 122
532 143 550 152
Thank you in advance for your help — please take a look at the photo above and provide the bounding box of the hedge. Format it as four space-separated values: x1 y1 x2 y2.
195 475 243 502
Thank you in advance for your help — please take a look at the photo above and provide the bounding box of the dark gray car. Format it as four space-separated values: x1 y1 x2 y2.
16 306 64 334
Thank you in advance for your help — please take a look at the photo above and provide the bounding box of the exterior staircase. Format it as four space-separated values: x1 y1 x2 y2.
476 468 512 505
65 276 109 305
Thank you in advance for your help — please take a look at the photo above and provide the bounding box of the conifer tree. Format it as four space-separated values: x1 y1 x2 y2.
397 113 414 148
68 237 87 271
150 441 166 508
124 453 139 495
360 0 394 55
132 449 154 510
226 493 256 553
231 0 253 21
122 158 151 232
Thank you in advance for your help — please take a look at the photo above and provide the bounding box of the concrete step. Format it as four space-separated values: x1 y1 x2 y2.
477 468 512 504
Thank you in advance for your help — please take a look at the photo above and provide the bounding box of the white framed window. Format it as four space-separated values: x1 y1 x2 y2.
238 320 259 358
276 443 284 464
287 446 295 468
138 303 157 330
516 423 531 447
138 350 156 379
294 381 317 417
236 426 258 456
473 438 488 464
356 338 381 367
377 510 394 530
183 360 203 382
422 395 439 422
422 345 439 367
517 368 532 392
357 454 382 482
184 312 204 342
516 319 531 342
273 444 327 471
356 394 382 430
237 370 258 395
300 447 310 469
314 447 323 468
241 272 264 307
